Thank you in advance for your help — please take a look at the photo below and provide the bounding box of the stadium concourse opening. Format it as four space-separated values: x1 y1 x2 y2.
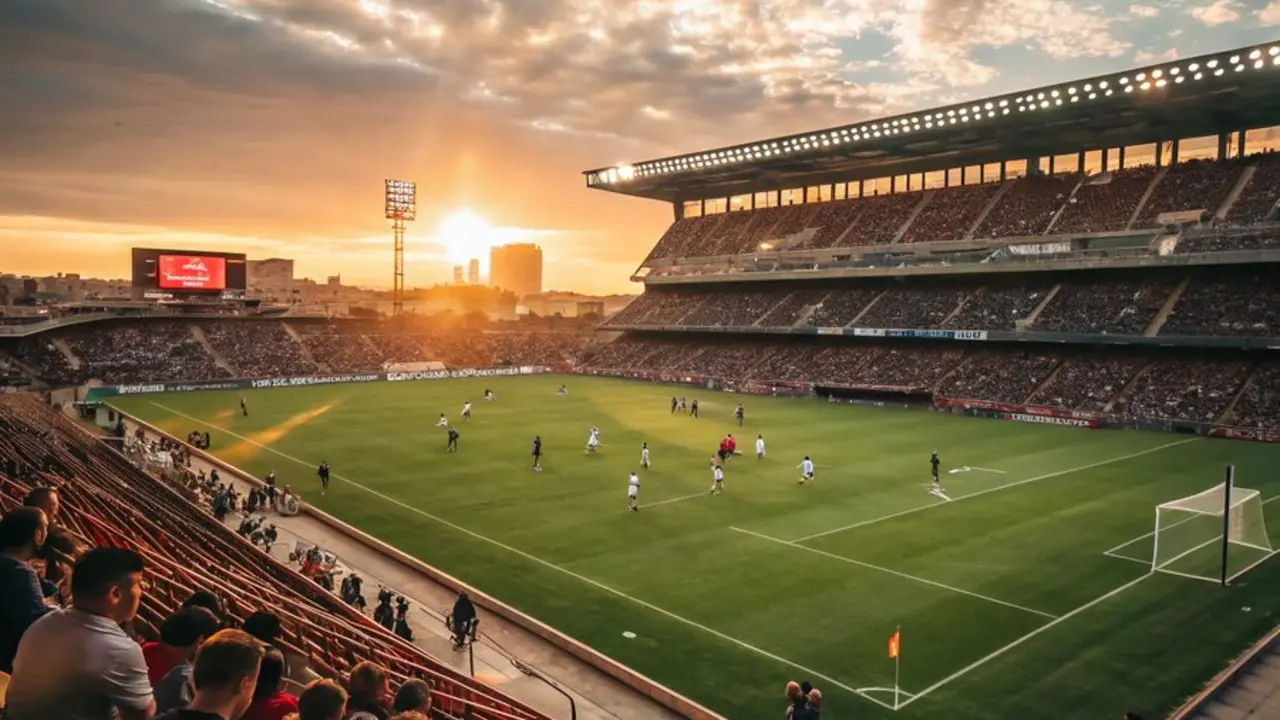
5 40 1280 720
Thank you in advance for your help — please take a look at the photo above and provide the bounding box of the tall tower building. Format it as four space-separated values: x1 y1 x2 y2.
489 243 543 299
467 258 481 286
452 265 464 285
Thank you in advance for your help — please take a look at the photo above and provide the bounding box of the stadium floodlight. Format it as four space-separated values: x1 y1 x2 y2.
1151 468 1274 586
384 179 417 318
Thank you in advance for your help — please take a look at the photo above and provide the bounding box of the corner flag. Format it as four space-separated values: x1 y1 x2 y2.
888 630 900 659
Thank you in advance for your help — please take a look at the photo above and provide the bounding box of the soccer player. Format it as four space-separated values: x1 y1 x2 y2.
717 437 730 465
690 399 699 418
640 442 650 469
532 436 543 471
628 471 640 512
797 456 815 486
931 450 941 487
709 464 724 495
670 396 678 414
734 403 744 427
755 434 766 459
484 389 495 401
585 426 600 454
240 396 248 417
727 434 737 459
447 427 460 452
436 413 449 427
557 384 569 395
317 462 330 495
462 401 472 423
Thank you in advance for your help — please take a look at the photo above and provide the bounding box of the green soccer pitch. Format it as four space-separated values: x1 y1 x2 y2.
113 374 1280 720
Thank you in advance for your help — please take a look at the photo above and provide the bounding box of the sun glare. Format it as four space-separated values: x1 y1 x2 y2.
435 208 496 265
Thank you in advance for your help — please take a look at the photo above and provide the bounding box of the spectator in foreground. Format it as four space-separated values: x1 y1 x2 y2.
291 679 347 720
389 713 429 720
22 486 61 523
343 661 391 720
154 628 264 720
182 589 225 621
6 547 154 720
0 507 50 672
145 606 222 685
244 609 319 685
391 678 433 716
241 646 298 720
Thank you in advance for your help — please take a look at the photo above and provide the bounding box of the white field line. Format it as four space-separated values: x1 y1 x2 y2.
730 527 1058 620
148 403 897 711
638 492 707 509
896 571 1153 710
1227 547 1280 583
1102 550 1149 565
790 438 1202 544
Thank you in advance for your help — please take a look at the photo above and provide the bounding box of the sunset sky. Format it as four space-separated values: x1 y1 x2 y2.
2 0 1278 294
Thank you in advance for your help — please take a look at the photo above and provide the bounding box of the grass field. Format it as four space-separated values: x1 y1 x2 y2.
114 375 1280 720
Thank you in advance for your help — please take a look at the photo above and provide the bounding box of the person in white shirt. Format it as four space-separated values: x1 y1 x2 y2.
585 427 600 453
755 434 766 459
627 472 640 511
709 464 724 495
483 389 495 401
462 401 472 422
640 443 650 469
797 456 815 486
436 414 448 427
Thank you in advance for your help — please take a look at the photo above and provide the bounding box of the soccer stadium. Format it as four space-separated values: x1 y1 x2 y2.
4 41 1280 720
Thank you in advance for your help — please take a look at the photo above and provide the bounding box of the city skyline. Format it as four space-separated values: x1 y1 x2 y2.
2 0 1278 293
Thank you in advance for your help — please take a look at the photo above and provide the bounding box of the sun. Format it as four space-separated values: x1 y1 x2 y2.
436 208 497 265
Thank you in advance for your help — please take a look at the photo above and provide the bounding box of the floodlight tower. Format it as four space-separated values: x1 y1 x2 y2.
384 179 417 317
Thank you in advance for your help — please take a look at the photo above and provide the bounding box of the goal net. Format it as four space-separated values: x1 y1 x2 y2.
1152 482 1273 584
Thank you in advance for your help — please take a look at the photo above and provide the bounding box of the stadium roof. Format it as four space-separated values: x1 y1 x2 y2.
584 42 1280 203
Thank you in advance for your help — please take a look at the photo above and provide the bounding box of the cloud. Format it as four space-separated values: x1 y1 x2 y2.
1134 48 1178 63
1190 0 1241 26
1129 4 1160 18
1262 0 1280 25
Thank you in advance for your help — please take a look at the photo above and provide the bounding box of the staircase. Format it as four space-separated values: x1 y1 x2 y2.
1216 365 1261 427
52 338 82 370
189 325 235 375
1189 643 1280 720
1019 284 1063 330
933 352 976 394
847 290 887 327
1216 164 1258 220
1023 359 1067 405
963 181 1013 239
1125 166 1168 230
1144 274 1192 337
1043 176 1087 234
892 192 934 244
1103 360 1154 414
941 289 979 327
281 322 323 369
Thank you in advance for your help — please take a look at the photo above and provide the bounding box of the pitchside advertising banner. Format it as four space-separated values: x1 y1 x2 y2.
935 397 1102 428
86 366 546 401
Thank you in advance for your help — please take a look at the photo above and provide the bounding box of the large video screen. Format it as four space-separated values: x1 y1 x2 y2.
157 255 227 290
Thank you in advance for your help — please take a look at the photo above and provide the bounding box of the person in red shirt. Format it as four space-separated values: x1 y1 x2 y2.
727 435 737 457
143 606 221 685
241 647 298 720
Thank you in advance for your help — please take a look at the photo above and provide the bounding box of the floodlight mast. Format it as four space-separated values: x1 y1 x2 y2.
384 179 417 318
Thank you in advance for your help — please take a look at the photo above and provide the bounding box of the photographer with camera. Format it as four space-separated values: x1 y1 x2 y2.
446 591 477 651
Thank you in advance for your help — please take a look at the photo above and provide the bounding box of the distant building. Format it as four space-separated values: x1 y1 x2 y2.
521 291 632 318
453 265 465 285
489 243 543 299
467 258 480 286
247 258 296 304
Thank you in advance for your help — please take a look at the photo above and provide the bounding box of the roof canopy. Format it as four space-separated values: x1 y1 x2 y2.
584 43 1280 203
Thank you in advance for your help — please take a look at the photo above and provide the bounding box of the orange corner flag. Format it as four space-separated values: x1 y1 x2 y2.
888 630 900 659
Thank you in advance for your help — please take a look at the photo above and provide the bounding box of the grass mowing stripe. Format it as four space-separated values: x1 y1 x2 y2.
148 402 898 711
896 570 1154 710
789 437 1203 543
729 527 1059 620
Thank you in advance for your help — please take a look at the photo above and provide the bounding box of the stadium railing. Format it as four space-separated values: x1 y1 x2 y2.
1165 623 1280 719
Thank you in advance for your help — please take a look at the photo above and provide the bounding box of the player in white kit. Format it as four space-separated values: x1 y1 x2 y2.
709 464 724 495
585 426 600 453
640 442 650 469
627 472 640 511
462 401 472 422
797 456 815 486
436 413 449 427
755 434 766 459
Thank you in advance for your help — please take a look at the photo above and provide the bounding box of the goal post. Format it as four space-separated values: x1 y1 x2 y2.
1151 467 1274 585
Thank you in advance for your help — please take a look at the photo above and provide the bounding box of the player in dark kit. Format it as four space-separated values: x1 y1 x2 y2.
447 427 460 452
931 451 941 486
690 399 699 418
240 397 248 417
734 403 744 427
670 397 678 414
532 436 543 471
317 462 330 494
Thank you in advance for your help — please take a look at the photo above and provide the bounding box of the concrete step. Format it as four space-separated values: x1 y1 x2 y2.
1200 700 1247 720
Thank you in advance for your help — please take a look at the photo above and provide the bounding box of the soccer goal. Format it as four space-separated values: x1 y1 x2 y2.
1152 469 1274 585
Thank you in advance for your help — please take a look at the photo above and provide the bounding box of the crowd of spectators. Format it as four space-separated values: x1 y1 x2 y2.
295 324 384 374
1028 355 1148 413
70 321 229 385
804 289 879 327
1176 227 1280 254
839 192 922 247
1048 165 1161 234
945 283 1053 331
1034 278 1175 335
681 289 784 327
799 200 861 249
1135 158 1241 227
901 184 1001 244
974 174 1079 239
857 288 966 329
204 321 319 379
1231 363 1280 430
1161 273 1280 338
1226 152 1280 224
646 215 721 261
1116 358 1252 423
938 351 1061 404
758 290 831 327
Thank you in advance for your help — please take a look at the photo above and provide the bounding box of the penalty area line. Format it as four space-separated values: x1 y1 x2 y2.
637 492 708 509
145 403 898 712
790 438 1202 544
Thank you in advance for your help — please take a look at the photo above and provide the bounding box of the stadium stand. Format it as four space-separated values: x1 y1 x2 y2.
1135 158 1242 226
1227 153 1280 224
1161 272 1280 338
900 184 1002 244
1052 165 1160 234
973 174 1079 239
0 393 549 720
1033 276 1176 335
1115 357 1253 423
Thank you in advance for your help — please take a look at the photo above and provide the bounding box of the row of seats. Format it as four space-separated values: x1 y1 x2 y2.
0 392 546 720
583 336 1275 427
644 153 1280 261
5 321 595 387
608 268 1280 338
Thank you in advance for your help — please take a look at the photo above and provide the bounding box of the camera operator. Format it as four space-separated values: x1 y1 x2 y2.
373 587 395 629
393 596 413 642
447 590 477 650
